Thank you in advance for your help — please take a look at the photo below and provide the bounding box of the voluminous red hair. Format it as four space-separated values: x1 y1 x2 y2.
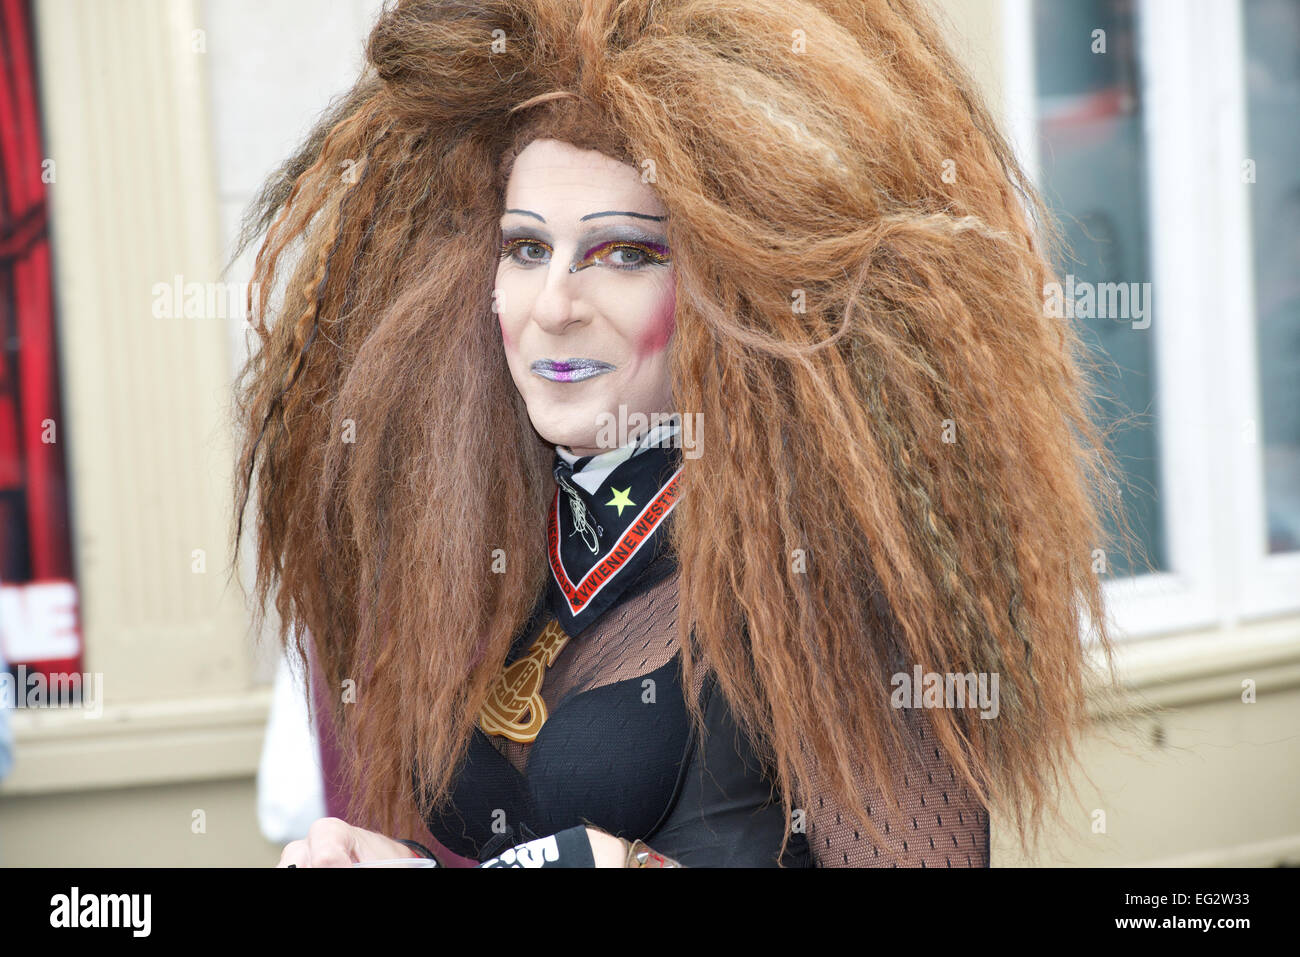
231 0 1138 862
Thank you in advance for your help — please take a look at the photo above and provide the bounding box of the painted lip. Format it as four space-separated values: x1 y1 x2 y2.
530 358 616 382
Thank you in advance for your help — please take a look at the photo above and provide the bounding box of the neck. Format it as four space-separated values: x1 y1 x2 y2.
554 419 682 496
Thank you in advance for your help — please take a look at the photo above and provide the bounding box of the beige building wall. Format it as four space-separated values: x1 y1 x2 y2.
1 0 1296 868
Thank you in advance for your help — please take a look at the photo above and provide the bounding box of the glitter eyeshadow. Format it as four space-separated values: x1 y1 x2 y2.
569 239 672 272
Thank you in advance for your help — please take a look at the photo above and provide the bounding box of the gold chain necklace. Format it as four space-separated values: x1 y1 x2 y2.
478 618 572 743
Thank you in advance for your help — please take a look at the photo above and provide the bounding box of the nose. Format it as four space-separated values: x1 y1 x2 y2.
529 254 590 336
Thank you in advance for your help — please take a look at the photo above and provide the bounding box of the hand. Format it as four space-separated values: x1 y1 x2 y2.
585 826 627 868
277 817 422 867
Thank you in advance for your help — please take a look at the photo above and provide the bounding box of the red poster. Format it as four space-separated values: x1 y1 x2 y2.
0 0 83 682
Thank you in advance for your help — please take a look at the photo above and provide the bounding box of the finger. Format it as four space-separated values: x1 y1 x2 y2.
306 816 356 868
278 840 310 868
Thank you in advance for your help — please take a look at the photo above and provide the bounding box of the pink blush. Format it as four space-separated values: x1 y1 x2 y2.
636 288 676 358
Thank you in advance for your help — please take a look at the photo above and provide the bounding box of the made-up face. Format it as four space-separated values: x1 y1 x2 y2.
494 138 676 456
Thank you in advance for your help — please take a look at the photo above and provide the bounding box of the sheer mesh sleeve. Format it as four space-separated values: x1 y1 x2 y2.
800 705 990 867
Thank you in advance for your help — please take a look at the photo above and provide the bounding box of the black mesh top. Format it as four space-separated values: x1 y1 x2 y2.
420 428 990 867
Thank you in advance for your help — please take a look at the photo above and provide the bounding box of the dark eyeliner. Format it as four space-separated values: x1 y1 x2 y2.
497 224 670 268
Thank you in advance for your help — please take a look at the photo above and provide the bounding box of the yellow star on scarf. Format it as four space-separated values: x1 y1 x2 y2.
606 486 636 516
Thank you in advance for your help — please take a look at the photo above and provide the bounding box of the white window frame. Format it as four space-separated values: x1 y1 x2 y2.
1213 0 1300 620
1001 0 1300 642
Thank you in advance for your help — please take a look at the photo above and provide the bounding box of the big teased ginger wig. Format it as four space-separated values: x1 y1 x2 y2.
231 0 1138 862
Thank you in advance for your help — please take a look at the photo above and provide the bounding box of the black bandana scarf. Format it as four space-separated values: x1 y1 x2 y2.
545 435 682 635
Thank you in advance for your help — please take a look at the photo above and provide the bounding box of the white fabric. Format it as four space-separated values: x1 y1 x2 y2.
256 644 326 842
556 418 682 495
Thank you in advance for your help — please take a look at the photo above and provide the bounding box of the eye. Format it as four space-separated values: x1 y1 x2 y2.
579 240 672 271
605 244 650 267
499 238 551 266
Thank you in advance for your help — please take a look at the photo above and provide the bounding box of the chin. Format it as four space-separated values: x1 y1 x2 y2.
527 411 595 452
524 393 607 451
551 433 600 453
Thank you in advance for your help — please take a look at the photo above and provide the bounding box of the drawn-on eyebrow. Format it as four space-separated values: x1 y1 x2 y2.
502 209 666 223
499 221 667 251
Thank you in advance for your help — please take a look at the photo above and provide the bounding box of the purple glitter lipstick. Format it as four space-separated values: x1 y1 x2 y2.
530 358 615 382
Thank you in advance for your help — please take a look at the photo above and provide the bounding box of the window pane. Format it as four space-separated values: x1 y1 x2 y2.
1033 0 1165 577
1243 0 1300 554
